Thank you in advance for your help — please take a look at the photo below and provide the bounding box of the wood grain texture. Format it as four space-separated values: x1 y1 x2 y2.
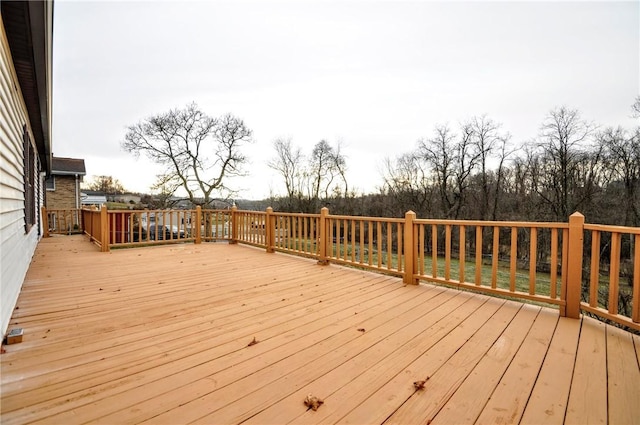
1 235 638 425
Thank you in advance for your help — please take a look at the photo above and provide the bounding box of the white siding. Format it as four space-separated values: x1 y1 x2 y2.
0 19 42 336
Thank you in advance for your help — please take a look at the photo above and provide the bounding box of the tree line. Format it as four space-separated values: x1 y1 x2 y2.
119 100 638 228
269 103 639 228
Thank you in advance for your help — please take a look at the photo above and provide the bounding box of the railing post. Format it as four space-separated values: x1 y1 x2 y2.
100 205 110 252
195 206 202 244
266 207 275 253
563 212 584 318
318 207 329 265
41 206 50 238
230 205 238 244
403 210 417 285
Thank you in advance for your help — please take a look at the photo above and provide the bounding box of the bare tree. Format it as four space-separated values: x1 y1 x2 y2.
122 103 252 207
599 126 640 226
467 115 513 220
381 152 434 216
514 147 543 219
491 136 513 220
417 125 457 218
452 122 481 218
535 106 597 220
308 140 336 200
268 137 304 209
332 142 349 198
632 95 640 118
418 124 479 218
268 138 348 212
301 140 348 209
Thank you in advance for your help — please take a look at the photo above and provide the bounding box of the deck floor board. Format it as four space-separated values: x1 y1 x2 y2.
564 317 607 425
606 325 640 425
474 308 559 425
1 235 638 424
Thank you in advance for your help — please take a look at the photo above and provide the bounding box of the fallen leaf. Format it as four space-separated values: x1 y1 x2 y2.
304 394 324 411
247 337 258 347
413 377 430 390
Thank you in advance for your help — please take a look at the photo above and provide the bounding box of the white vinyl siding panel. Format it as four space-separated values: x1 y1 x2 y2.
0 19 41 336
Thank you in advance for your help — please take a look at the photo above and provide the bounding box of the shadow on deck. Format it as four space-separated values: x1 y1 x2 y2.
1 235 639 424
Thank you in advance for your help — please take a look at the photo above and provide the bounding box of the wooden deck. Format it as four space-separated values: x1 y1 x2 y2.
1 236 639 425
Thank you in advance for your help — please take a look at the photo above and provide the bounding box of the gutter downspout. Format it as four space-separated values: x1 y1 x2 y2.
75 174 79 209
75 174 80 229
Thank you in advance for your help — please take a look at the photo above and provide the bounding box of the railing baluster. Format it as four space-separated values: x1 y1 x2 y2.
359 221 364 265
491 226 499 289
386 222 392 270
367 221 373 266
351 220 356 263
529 227 537 296
397 222 403 272
475 226 482 286
608 232 621 315
560 228 569 314
550 228 558 299
377 221 382 268
510 227 517 292
419 224 425 276
335 219 340 259
589 230 601 307
287 216 292 251
459 225 465 284
633 234 640 323
343 219 349 261
445 224 451 281
432 224 438 278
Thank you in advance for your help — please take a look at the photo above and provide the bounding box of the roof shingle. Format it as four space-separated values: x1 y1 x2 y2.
51 157 86 175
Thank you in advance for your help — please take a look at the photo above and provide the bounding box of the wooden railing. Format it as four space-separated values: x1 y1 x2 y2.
103 207 234 248
234 210 267 247
581 220 640 330
81 207 107 251
42 208 83 235
324 211 405 275
408 216 570 307
202 209 233 242
270 209 322 258
42 206 640 330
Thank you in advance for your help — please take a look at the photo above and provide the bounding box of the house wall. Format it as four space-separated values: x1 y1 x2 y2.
0 17 45 336
47 175 79 209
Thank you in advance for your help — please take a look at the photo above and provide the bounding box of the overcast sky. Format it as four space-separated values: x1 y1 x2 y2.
52 0 639 200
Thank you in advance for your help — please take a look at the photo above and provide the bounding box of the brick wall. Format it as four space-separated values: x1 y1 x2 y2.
46 176 79 210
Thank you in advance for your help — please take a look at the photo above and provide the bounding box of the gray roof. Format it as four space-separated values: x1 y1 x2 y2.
51 157 86 176
80 194 107 205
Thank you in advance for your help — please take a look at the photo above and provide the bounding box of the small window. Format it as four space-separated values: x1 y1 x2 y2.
45 175 55 191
